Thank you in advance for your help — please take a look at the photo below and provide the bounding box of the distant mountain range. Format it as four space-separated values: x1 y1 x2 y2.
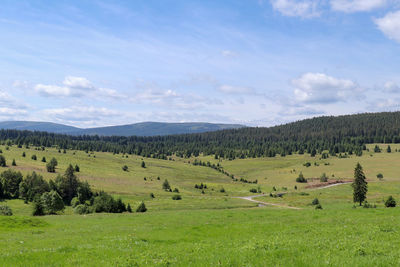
0 121 245 136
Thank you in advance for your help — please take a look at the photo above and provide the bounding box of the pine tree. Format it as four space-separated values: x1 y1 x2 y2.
136 202 147 212
387 145 392 153
352 163 368 206
11 159 16 166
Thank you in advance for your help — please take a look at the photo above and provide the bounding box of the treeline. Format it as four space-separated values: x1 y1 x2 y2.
1 112 400 158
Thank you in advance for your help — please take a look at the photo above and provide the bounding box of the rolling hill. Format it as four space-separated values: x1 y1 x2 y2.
0 121 244 136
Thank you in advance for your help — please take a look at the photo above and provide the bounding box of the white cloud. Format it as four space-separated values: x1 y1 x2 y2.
331 0 387 12
63 76 94 90
34 84 70 97
218 85 255 94
270 0 323 18
375 10 400 43
384 81 400 92
292 72 362 103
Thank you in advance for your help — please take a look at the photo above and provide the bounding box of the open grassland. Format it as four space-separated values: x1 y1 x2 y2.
1 143 400 266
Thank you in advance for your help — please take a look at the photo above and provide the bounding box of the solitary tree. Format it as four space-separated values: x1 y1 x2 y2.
387 145 392 153
352 163 368 206
162 179 171 190
141 161 146 168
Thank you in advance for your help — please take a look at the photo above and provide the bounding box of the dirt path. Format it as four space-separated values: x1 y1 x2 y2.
311 182 352 190
236 182 351 209
235 194 302 210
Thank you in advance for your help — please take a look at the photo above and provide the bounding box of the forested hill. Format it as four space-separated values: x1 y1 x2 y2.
0 121 244 136
0 112 400 159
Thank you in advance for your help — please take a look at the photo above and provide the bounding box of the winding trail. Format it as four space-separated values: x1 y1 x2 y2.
236 182 352 210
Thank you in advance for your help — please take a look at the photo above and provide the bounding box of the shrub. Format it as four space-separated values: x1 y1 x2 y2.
220 188 226 193
22 152 26 157
127 203 132 213
74 165 80 172
303 162 311 167
46 158 58 173
250 188 258 193
31 155 37 161
122 165 128 172
150 192 155 198
0 155 6 167
311 198 320 205
385 196 396 207
0 205 12 216
74 204 90 214
141 161 146 168
41 190 65 214
71 197 80 208
32 196 45 216
377 173 383 180
320 173 328 182
162 179 171 190
172 194 182 200
315 204 323 210
41 157 46 162
136 202 147 212
91 191 127 213
173 188 179 193
296 172 307 183
11 159 16 166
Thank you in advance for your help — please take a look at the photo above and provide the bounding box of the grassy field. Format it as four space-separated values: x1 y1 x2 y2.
1 144 400 266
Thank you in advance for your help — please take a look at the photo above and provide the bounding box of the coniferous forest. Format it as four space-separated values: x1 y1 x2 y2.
0 112 400 159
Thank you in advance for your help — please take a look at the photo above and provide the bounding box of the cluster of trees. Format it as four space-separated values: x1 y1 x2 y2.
0 165 132 215
2 112 400 159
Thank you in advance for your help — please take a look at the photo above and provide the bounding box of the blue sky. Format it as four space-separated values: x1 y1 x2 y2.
1 0 400 127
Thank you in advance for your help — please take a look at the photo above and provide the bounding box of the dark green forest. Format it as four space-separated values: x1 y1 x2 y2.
1 112 400 159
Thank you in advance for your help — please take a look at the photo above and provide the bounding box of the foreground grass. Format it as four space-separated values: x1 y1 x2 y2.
1 205 400 266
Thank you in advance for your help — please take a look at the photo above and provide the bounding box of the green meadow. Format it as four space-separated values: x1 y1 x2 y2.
1 143 400 266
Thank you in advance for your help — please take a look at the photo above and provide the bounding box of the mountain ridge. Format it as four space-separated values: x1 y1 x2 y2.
0 121 245 136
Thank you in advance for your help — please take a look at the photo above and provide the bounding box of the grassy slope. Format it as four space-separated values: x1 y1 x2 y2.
1 144 400 266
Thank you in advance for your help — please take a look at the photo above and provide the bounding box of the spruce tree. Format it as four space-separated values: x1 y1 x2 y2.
352 163 368 206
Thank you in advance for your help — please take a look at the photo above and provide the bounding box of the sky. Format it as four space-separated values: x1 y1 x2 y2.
1 0 400 128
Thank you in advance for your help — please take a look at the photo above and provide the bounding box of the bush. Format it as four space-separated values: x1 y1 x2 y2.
31 155 37 161
32 196 45 216
22 152 26 157
91 191 127 213
127 203 132 213
172 194 182 200
74 204 90 215
136 202 147 212
46 158 58 173
11 159 16 166
122 165 128 172
41 190 65 214
173 188 179 193
377 173 383 180
0 155 6 167
250 188 258 193
220 188 225 193
71 197 80 208
315 204 323 210
41 157 46 162
0 205 12 216
320 173 328 182
162 179 171 190
363 201 376 208
296 172 307 183
385 196 396 207
141 161 146 168
150 192 155 198
74 165 80 172
311 198 320 205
